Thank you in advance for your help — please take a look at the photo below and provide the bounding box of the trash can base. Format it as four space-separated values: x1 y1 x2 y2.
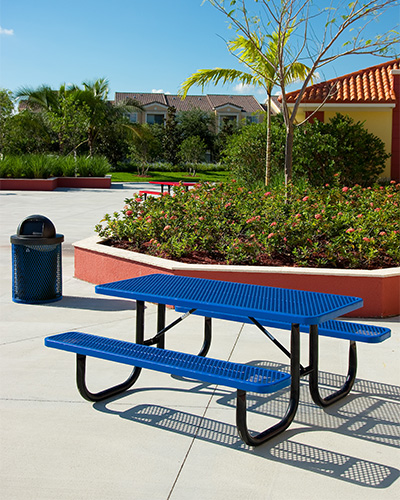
12 295 62 305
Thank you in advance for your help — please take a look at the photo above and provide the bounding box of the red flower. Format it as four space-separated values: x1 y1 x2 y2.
346 228 355 233
302 196 309 201
342 186 349 192
126 210 133 216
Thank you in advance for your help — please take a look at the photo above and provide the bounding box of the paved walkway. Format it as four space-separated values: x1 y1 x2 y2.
0 184 399 499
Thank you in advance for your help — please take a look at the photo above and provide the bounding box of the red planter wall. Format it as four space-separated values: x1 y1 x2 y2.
0 176 111 191
74 239 400 318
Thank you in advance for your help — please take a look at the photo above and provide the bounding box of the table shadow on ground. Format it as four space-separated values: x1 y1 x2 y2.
92 362 399 488
94 400 398 489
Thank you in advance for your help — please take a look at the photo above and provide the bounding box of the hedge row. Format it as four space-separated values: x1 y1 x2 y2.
0 155 110 179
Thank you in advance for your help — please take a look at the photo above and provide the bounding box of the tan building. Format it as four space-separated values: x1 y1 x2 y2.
282 59 400 181
114 92 267 128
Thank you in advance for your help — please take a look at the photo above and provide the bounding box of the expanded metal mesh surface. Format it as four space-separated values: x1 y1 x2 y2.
12 243 62 303
45 331 291 393
96 273 363 324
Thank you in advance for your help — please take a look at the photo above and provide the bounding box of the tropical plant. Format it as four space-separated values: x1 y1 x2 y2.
95 179 400 269
15 79 143 159
180 31 311 184
205 0 400 187
0 89 14 154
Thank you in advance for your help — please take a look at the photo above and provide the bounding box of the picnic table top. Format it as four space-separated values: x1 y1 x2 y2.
96 273 363 326
149 180 198 186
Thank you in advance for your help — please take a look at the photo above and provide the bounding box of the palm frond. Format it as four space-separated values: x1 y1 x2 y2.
180 68 259 97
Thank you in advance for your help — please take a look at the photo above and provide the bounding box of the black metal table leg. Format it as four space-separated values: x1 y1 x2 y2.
308 324 357 407
236 323 300 446
157 303 166 349
198 317 212 357
75 300 145 402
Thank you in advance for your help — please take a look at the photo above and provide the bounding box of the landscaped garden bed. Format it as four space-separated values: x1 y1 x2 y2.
0 154 111 190
95 179 400 270
74 179 400 318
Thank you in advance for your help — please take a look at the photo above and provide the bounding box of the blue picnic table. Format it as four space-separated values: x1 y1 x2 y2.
45 273 390 446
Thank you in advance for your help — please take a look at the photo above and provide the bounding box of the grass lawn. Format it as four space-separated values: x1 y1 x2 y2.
109 170 232 183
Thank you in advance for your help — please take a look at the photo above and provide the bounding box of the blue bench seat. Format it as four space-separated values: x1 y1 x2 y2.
45 331 291 394
174 308 391 343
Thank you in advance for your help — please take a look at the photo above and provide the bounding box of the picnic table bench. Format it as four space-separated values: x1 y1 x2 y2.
45 274 390 446
139 181 197 199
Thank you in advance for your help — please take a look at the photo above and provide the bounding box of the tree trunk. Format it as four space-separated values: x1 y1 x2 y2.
265 94 272 186
284 121 294 188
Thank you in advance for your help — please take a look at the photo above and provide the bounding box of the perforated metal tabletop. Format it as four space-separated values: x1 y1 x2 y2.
95 273 363 324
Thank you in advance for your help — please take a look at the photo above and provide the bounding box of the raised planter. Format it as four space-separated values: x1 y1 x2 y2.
0 176 111 191
74 236 400 318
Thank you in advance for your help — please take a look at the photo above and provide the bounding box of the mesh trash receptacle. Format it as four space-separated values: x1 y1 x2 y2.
11 215 64 304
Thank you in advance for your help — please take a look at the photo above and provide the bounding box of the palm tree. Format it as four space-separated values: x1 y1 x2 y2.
15 84 62 113
15 84 74 153
180 31 311 185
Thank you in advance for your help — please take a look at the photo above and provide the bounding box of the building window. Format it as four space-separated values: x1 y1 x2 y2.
246 115 259 124
219 115 238 129
128 112 138 123
147 114 165 125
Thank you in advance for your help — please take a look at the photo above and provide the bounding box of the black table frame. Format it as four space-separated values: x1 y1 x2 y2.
75 300 357 446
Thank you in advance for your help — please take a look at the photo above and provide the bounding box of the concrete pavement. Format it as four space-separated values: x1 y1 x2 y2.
0 184 399 499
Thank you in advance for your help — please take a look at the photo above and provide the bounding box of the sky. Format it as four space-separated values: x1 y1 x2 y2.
1 0 399 103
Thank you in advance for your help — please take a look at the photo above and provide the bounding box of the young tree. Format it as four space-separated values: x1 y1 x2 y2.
177 108 216 152
163 106 180 165
179 135 207 164
180 31 311 184
204 0 400 187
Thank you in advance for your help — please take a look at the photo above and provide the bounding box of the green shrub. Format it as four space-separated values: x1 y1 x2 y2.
0 156 13 177
294 114 390 186
25 154 52 178
222 117 286 185
95 178 400 269
75 156 110 177
60 156 77 177
0 154 110 178
223 114 390 186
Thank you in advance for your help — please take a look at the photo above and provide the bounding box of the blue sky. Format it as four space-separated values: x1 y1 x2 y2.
1 0 399 102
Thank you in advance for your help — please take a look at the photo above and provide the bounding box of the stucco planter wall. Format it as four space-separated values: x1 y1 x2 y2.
0 176 111 191
74 236 400 318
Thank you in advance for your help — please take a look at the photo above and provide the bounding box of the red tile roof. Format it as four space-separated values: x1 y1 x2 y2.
283 58 399 105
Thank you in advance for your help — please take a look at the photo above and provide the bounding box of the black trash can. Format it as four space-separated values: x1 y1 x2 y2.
10 215 64 304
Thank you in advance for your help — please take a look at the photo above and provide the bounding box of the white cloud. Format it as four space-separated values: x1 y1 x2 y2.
234 83 259 94
0 26 14 36
152 89 171 94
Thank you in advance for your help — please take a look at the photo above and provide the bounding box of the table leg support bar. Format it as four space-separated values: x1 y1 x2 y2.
76 354 142 402
236 324 300 446
308 325 357 407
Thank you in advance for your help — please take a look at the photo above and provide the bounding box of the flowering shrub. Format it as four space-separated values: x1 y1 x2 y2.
95 179 400 269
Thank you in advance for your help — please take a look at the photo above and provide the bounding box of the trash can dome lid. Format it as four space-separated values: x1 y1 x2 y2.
17 215 56 238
